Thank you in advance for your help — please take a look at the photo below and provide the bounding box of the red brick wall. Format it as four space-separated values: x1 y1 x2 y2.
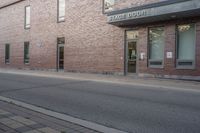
112 0 165 11
0 0 200 77
64 0 124 73
0 0 30 69
0 0 124 73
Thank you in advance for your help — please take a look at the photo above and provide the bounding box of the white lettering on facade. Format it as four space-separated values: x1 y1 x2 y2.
108 10 148 22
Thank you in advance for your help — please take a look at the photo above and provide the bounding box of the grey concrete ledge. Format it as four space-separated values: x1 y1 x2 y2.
138 73 200 82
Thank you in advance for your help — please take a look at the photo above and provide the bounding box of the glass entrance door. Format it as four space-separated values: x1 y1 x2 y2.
58 45 64 70
127 41 137 73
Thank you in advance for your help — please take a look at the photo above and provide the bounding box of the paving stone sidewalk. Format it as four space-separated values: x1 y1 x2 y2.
0 101 100 133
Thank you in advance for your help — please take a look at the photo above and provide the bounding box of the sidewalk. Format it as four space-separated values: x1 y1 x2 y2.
0 101 100 133
0 68 200 91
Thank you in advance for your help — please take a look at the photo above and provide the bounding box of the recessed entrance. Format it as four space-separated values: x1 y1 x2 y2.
58 45 64 70
125 30 138 75
127 41 137 73
57 37 65 70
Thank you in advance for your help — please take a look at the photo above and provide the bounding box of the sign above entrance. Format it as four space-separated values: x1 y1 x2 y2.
108 9 149 23
107 0 200 26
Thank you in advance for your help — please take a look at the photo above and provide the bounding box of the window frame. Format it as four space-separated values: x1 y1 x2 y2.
25 5 31 29
148 26 165 68
24 42 30 64
5 44 10 64
176 23 196 69
57 0 65 23
103 0 115 14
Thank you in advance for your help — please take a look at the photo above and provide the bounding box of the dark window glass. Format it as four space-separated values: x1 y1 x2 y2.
57 37 65 44
24 42 30 64
5 44 10 64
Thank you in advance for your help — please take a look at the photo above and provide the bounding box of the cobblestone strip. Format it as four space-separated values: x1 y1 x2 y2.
0 113 57 133
0 101 100 133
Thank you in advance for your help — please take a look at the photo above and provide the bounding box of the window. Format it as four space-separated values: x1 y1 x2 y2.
24 42 30 64
25 6 30 29
176 24 196 69
104 0 115 13
148 27 165 68
126 30 139 40
57 37 65 44
58 0 65 22
5 44 10 64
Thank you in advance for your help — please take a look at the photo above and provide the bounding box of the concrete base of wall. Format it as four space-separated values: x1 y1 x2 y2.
139 73 200 82
64 70 124 76
1 67 200 81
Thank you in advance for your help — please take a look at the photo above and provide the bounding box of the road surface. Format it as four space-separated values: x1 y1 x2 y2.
0 73 200 133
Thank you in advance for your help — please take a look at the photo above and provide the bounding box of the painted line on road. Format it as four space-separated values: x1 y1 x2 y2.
0 96 127 133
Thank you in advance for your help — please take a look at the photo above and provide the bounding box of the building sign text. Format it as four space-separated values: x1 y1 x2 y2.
108 10 149 23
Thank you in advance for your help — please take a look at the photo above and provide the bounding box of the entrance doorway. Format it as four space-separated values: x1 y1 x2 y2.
125 30 138 75
57 37 65 71
58 45 64 70
127 41 137 73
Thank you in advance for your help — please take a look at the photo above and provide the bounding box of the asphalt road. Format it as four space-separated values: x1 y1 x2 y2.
0 73 200 133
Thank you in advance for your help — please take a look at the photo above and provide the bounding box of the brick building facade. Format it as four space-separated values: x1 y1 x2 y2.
0 0 200 79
